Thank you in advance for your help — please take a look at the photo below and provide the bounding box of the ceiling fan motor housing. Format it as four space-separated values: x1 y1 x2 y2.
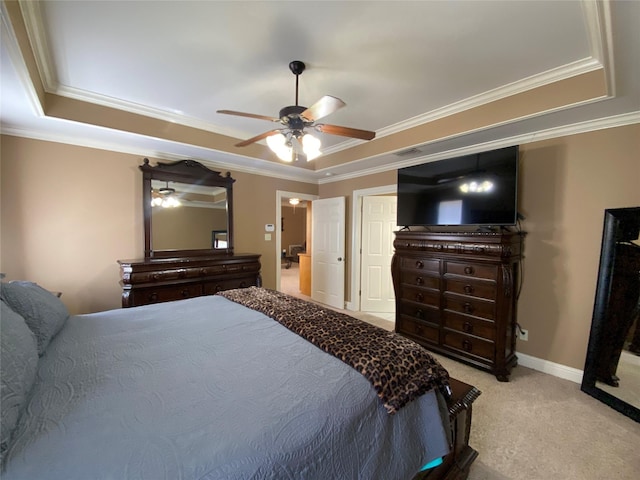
279 105 312 130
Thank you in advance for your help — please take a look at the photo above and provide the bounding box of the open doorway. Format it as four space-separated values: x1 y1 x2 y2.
276 191 318 298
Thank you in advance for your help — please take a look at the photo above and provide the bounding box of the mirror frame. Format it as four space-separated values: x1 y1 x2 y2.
141 158 235 258
581 207 640 423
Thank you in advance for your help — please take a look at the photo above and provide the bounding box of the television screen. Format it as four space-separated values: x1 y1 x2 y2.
397 146 519 227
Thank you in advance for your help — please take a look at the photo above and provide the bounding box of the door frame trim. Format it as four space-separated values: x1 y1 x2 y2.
347 184 397 311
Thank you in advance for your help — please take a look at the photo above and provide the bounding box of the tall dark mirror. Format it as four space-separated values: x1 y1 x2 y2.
141 158 235 257
582 207 640 423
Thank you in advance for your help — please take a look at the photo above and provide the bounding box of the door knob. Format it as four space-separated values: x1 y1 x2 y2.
337 257 343 261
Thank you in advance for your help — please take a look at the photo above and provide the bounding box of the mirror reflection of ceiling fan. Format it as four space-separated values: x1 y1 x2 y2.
217 61 376 162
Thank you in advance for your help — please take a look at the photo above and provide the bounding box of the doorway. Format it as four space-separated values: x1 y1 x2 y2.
276 191 318 297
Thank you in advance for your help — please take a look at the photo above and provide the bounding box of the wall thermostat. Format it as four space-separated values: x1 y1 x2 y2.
265 224 275 232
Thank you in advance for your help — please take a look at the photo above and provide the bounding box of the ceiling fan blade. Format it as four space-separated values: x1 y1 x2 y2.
301 96 346 122
316 123 376 141
234 130 281 147
217 110 280 122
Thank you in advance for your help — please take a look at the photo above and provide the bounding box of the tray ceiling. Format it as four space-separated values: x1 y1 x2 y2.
1 0 638 183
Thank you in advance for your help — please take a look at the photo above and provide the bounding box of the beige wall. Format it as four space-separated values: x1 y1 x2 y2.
228 171 318 290
318 124 640 371
0 137 142 313
2 124 639 371
516 125 639 369
0 135 318 313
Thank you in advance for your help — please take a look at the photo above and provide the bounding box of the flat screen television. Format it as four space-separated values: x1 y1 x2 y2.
397 145 519 227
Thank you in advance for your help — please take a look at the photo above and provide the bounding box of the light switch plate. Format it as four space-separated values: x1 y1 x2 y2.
265 224 275 232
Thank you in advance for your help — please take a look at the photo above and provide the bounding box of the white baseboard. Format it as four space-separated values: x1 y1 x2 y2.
517 352 584 384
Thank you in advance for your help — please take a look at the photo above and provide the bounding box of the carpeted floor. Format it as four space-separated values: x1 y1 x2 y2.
280 264 640 479
353 313 640 480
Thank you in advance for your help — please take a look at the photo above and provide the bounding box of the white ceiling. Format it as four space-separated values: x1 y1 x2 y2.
1 0 639 184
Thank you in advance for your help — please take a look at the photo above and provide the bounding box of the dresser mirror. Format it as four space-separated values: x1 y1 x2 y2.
141 158 235 257
582 207 640 423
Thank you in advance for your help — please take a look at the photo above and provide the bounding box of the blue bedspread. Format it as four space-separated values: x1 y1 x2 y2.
3 295 450 479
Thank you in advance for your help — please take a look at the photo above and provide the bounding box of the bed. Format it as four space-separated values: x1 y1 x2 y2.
1 282 479 480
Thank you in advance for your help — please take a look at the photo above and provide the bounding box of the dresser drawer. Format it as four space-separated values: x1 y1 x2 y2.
400 285 440 305
132 284 203 306
443 312 496 340
443 331 494 361
444 295 495 321
399 270 439 289
400 257 440 273
203 276 257 295
445 261 498 281
399 301 440 323
397 316 439 344
445 278 496 300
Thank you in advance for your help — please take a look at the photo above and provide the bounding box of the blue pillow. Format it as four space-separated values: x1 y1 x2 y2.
0 301 39 460
0 281 69 355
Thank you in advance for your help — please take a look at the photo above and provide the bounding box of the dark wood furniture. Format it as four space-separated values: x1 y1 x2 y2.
392 229 525 381
118 159 261 307
416 378 481 480
118 254 261 308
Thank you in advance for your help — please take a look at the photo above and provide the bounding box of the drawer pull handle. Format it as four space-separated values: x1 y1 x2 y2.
415 324 423 335
415 309 424 319
239 281 247 288
416 276 424 285
415 260 424 269
416 292 424 302
178 270 187 279
464 284 474 294
463 322 473 333
181 289 190 298
199 268 207 276
464 266 475 275
151 273 160 281
215 285 223 292
463 303 474 314
435 244 444 251
462 340 473 352
148 292 158 301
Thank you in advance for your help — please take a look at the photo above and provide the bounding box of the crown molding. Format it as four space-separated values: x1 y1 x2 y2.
317 111 640 184
20 0 613 161
1 1 43 116
3 110 638 187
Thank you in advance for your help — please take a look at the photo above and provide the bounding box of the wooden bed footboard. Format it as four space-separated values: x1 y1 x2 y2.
415 378 481 480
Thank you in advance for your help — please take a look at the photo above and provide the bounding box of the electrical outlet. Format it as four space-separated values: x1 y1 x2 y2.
518 329 529 341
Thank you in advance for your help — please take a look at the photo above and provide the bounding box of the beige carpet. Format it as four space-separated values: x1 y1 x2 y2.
280 265 640 479
351 313 640 480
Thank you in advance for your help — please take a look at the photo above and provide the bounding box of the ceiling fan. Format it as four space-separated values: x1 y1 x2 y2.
217 61 376 162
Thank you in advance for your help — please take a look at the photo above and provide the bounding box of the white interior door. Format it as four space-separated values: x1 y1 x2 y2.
311 197 345 309
360 195 397 312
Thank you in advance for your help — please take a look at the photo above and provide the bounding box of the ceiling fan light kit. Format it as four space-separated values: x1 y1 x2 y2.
217 61 375 162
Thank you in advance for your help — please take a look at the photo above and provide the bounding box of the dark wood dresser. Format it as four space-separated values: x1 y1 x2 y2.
118 253 261 308
392 229 525 381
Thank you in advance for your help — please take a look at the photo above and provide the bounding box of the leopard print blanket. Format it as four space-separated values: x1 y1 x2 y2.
217 287 450 414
